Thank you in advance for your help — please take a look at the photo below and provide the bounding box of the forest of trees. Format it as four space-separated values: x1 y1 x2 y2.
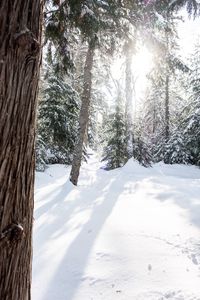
1 0 200 299
37 0 200 173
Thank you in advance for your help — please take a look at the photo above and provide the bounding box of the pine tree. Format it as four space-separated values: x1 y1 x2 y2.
183 108 200 166
189 37 200 103
36 71 79 169
147 0 200 17
133 135 152 167
163 38 200 166
143 7 189 163
102 86 128 170
162 131 191 164
35 135 48 172
184 38 200 165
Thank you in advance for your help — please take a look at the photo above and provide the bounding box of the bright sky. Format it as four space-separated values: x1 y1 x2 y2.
134 15 200 97
110 12 200 110
178 13 200 59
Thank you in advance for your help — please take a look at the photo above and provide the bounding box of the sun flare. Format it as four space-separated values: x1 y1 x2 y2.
132 47 154 77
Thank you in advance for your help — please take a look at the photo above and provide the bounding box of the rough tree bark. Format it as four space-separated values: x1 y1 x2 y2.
70 40 95 186
0 1 43 299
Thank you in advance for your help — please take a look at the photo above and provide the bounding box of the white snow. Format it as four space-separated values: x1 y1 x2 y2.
32 154 200 300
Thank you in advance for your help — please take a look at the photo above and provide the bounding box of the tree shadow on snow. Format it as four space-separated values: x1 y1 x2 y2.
33 168 126 300
146 175 200 229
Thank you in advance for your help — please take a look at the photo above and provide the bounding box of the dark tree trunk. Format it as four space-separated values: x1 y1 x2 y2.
70 41 95 186
0 1 42 299
165 75 170 142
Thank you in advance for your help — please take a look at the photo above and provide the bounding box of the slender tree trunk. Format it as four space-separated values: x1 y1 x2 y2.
152 96 156 134
0 1 42 299
165 11 170 143
70 41 95 185
165 75 170 142
125 39 134 157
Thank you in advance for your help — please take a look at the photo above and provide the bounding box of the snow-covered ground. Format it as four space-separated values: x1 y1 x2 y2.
32 154 200 300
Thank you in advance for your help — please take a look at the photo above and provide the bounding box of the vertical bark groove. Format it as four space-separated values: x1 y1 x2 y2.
0 1 42 299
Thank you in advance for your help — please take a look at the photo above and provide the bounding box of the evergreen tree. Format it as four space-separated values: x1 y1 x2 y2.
163 38 200 166
141 71 166 153
189 37 200 103
133 135 152 167
184 38 200 165
102 87 128 170
36 72 79 169
35 135 48 172
155 130 191 164
148 0 200 17
182 105 200 166
141 7 189 163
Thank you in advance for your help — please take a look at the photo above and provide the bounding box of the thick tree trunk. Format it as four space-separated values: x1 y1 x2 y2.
165 75 170 142
70 41 95 186
0 1 42 299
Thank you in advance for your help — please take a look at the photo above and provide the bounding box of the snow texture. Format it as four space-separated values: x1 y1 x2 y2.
32 154 200 300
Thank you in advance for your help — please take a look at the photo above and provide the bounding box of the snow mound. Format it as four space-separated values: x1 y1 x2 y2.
122 158 152 174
